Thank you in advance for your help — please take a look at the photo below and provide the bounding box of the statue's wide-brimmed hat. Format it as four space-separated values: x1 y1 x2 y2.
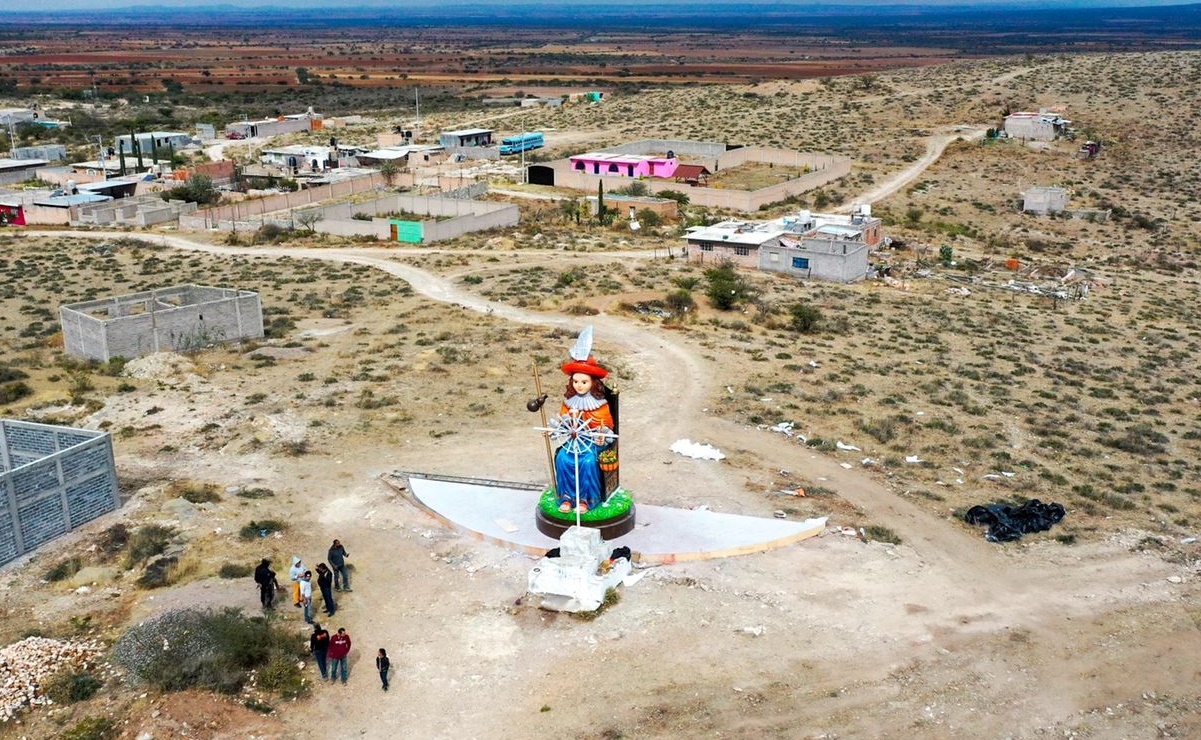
561 356 608 379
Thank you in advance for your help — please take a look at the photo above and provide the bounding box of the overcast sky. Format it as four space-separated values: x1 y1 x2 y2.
15 0 1200 9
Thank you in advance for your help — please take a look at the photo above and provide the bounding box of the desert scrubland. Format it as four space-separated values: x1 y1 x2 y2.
2 42 1201 740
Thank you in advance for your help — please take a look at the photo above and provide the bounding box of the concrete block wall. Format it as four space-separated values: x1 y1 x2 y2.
61 286 264 362
423 205 519 241
601 139 728 158
0 420 119 566
294 191 517 243
759 241 868 283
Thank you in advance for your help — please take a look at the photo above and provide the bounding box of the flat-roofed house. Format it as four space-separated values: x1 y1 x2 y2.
569 152 679 179
685 206 882 282
438 128 493 148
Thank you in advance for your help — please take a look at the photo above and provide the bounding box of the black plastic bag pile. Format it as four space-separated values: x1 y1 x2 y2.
964 499 1066 542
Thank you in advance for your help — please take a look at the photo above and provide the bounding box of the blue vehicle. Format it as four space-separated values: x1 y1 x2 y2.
499 131 544 155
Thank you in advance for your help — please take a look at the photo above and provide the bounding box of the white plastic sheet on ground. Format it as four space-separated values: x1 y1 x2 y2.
670 439 726 460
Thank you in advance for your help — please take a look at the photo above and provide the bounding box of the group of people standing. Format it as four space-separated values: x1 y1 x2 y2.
308 624 389 690
252 538 388 690
253 539 351 620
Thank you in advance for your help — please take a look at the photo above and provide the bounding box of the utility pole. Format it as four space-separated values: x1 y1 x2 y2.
520 114 526 184
95 135 107 180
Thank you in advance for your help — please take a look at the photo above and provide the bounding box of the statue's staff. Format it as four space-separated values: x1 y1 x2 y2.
527 361 556 495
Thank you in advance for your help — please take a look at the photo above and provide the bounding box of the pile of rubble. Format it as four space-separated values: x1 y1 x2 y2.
0 636 106 721
122 352 197 382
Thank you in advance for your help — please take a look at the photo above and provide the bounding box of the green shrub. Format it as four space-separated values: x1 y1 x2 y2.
45 556 83 582
0 365 30 383
257 651 307 698
43 670 104 704
856 415 902 444
1101 423 1169 456
167 480 222 504
636 208 663 227
237 487 275 499
664 289 695 315
96 524 129 559
788 302 823 333
239 519 288 539
861 525 903 545
61 717 116 740
0 381 32 405
219 563 254 579
124 525 175 568
704 261 751 310
112 608 307 697
137 555 181 589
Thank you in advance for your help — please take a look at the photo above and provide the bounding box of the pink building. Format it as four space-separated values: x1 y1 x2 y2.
569 152 679 179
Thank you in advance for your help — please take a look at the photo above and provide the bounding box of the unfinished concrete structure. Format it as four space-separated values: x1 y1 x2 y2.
1023 186 1069 214
0 420 119 566
60 285 264 362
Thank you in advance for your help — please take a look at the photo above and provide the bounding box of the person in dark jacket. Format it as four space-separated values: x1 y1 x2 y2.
376 648 391 691
315 562 337 615
253 558 280 609
328 539 351 592
310 623 330 680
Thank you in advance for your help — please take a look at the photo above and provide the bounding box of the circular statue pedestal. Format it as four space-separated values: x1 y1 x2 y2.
536 504 636 541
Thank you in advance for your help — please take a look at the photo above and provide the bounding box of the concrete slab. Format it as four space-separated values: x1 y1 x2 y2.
386 473 826 564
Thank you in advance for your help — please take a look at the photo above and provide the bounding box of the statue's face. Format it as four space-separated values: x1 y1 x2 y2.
571 372 594 396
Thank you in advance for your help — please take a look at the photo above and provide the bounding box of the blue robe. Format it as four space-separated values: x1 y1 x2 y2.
555 438 608 510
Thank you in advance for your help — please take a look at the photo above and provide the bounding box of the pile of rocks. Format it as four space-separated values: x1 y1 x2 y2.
0 636 105 721
112 608 223 681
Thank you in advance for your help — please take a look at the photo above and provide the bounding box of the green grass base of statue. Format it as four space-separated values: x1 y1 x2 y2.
539 487 634 522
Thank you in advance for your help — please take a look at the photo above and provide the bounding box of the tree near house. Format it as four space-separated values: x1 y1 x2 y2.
161 174 220 206
615 180 649 196
379 159 399 187
558 197 583 224
296 210 324 233
636 208 662 228
657 189 690 206
595 182 618 226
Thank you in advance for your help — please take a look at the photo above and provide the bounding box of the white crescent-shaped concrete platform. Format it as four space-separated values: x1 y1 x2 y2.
384 473 826 563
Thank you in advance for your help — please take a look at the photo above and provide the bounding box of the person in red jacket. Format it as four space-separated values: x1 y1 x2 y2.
328 627 352 684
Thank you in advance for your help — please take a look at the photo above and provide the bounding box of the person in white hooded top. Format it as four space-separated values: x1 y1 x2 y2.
288 556 305 607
